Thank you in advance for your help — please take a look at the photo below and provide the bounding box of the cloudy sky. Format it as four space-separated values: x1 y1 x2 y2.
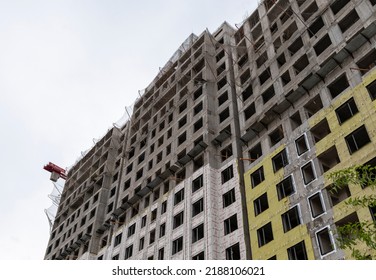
0 0 258 259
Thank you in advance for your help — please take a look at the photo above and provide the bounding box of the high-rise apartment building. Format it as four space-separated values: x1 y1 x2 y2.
45 0 376 260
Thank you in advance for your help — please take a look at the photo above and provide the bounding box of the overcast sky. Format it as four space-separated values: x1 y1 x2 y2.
0 0 258 259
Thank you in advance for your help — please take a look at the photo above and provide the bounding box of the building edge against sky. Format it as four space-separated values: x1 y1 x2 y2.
44 0 376 260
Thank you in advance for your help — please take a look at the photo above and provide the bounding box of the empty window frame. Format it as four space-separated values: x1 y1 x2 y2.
316 227 335 256
310 118 331 144
138 237 144 251
338 9 360 33
178 116 187 129
141 215 147 228
242 84 253 101
192 198 204 217
221 165 234 184
172 236 183 255
225 243 241 260
314 34 332 56
192 175 203 193
345 125 371 154
173 211 184 229
308 17 324 38
296 135 308 155
326 184 351 207
304 95 323 118
366 80 376 101
269 126 284 146
220 144 233 161
254 192 269 216
194 101 203 115
302 162 316 185
218 92 228 106
257 222 274 247
251 166 265 188
287 241 308 260
224 214 238 235
174 189 184 205
178 132 187 146
309 192 325 218
281 206 301 232
151 209 157 222
223 188 236 208
149 229 156 244
244 102 256 120
336 98 358 124
179 101 187 113
290 111 302 130
328 74 349 99
249 143 262 162
194 118 203 132
262 85 275 104
318 146 340 173
192 224 204 243
219 107 230 123
272 149 289 172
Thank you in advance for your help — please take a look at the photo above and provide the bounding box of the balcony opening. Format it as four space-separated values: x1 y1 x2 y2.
277 53 286 67
256 52 267 68
326 184 351 207
290 111 302 130
282 21 298 41
240 69 251 85
269 125 284 146
218 92 228 106
281 70 291 86
237 53 248 69
356 49 376 76
219 107 230 123
244 102 256 120
288 37 303 56
310 118 331 143
293 54 309 74
259 68 271 85
249 143 262 162
262 85 275 104
242 84 253 101
338 9 360 33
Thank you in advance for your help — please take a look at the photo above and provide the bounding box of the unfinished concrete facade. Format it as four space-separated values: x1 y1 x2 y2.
45 0 376 260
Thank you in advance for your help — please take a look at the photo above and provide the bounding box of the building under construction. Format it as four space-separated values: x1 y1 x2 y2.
44 0 376 260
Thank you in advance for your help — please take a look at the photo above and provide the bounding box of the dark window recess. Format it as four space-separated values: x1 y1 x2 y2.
223 188 236 208
173 211 184 229
149 229 156 244
219 108 230 123
194 102 203 115
151 209 157 222
296 135 308 155
194 118 203 132
328 74 349 99
251 166 265 188
277 176 295 200
269 126 284 146
302 162 316 185
249 143 262 162
244 102 256 120
338 9 360 33
304 95 324 118
277 53 286 67
366 80 376 101
310 118 331 144
287 241 308 260
356 49 376 76
308 17 324 37
345 125 371 154
217 77 227 90
317 228 334 255
371 0 376 6
216 50 225 62
272 149 289 172
136 169 143 181
158 248 164 260
172 237 183 255
302 1 318 21
254 192 269 216
174 189 184 205
318 146 340 173
112 254 119 260
241 69 251 85
290 111 302 130
257 222 274 247
225 243 240 260
221 165 234 184
293 54 309 75
335 212 360 241
178 116 187 128
262 85 275 104
192 251 205 260
259 68 271 85
256 52 267 68
336 98 358 124
331 0 350 15
326 184 351 207
194 87 203 100
192 175 204 193
192 198 204 217
309 192 325 218
220 145 233 161
218 92 228 106
283 21 298 41
242 84 253 101
281 70 291 86
192 224 204 243
224 214 238 235
114 233 122 247
128 223 136 237
238 54 248 68
282 206 301 232
288 37 303 56
194 155 204 171
178 132 187 145
141 215 147 228
314 34 332 56
161 201 167 214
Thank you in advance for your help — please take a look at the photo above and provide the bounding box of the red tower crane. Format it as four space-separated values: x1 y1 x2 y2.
43 162 67 182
